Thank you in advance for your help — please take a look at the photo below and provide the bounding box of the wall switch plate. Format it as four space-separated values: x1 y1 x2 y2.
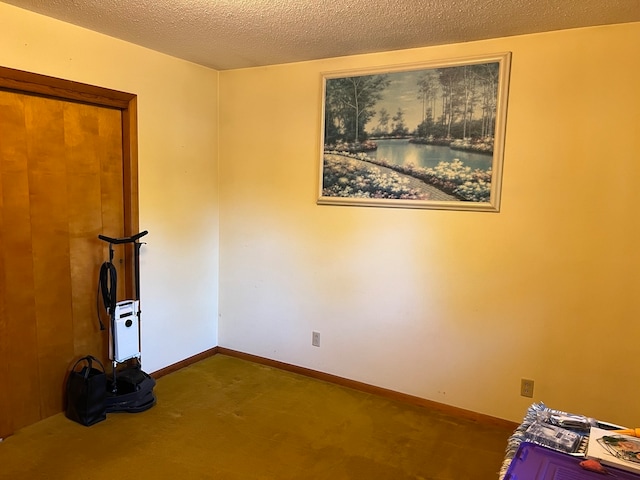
312 331 320 347
521 378 534 398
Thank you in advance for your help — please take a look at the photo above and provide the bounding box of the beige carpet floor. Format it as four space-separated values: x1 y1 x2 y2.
0 354 513 479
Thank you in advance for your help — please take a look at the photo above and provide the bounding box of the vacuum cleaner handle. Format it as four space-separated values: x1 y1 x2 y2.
98 230 148 245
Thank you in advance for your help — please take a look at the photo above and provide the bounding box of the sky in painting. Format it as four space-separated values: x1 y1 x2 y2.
366 69 430 134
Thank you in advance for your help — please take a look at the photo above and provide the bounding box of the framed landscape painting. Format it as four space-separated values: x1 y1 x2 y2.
318 52 511 212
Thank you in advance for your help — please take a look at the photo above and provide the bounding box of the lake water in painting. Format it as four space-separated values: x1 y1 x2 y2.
368 139 493 171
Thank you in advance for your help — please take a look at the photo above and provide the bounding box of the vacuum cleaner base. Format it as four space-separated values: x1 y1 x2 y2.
105 367 156 413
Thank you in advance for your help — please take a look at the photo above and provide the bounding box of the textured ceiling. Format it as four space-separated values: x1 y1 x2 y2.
3 0 640 70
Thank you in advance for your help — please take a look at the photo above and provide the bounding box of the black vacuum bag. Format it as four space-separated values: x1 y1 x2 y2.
65 356 107 426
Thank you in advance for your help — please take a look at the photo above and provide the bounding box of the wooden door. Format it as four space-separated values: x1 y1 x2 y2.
0 67 139 438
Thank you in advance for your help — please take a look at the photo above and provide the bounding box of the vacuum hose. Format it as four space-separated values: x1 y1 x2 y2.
97 261 117 330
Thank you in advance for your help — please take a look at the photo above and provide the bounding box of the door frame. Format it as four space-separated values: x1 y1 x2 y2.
0 66 140 438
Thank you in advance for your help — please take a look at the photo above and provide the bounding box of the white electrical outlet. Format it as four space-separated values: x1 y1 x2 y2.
521 378 534 398
312 331 320 347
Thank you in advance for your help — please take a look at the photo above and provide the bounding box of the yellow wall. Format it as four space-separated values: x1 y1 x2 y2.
219 22 640 424
0 3 220 372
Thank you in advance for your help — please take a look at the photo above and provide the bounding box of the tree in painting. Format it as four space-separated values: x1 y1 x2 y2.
323 74 390 146
413 62 499 148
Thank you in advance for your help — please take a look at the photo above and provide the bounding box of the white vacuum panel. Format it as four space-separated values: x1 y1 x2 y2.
111 300 140 362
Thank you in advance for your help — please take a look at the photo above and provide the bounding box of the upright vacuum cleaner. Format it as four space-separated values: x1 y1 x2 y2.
98 230 156 413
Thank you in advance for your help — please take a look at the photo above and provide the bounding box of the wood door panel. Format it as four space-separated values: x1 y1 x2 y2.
24 95 75 419
30 171 74 419
99 110 127 302
1 171 41 431
0 87 127 432
1 92 42 430
0 140 5 437
0 169 8 439
67 103 122 360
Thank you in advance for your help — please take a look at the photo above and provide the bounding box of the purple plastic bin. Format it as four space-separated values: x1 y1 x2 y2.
505 442 640 479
